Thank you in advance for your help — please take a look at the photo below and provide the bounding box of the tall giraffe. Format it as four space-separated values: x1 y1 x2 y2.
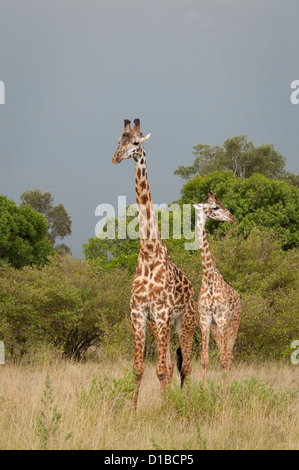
194 191 241 386
113 119 197 409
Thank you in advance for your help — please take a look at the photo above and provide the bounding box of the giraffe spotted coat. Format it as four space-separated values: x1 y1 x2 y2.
194 191 241 386
113 119 197 409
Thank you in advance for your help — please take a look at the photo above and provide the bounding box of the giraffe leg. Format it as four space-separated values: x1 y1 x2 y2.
176 306 197 388
210 322 221 352
131 310 147 411
155 315 172 402
199 313 212 387
226 307 241 371
149 320 174 386
217 322 230 390
166 341 175 386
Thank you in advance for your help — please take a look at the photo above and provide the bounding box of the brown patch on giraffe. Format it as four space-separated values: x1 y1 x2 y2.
141 194 148 205
153 267 165 284
140 180 147 191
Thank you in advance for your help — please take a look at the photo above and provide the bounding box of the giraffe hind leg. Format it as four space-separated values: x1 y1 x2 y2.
150 320 174 386
227 308 241 370
176 307 196 388
154 316 173 401
131 310 147 411
210 320 221 351
176 347 184 387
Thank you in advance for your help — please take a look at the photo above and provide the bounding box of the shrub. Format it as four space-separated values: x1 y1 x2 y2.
164 376 296 424
0 256 133 359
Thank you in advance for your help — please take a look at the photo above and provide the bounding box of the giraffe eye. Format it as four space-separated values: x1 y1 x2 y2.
133 142 139 146
213 206 219 210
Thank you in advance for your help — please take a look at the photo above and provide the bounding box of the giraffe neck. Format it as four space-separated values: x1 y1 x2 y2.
196 211 216 281
134 148 160 254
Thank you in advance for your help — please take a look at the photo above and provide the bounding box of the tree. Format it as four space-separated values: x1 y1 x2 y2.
0 256 133 359
277 170 299 188
180 171 299 249
0 195 54 268
223 135 254 177
47 204 72 245
174 135 295 182
20 190 72 247
174 144 225 179
55 243 72 257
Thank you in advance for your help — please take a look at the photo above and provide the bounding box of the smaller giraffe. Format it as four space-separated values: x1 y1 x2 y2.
194 191 241 387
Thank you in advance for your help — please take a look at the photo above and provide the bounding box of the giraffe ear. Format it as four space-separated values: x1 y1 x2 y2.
138 133 151 143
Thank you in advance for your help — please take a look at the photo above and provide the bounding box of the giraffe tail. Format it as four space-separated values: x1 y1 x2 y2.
176 347 185 388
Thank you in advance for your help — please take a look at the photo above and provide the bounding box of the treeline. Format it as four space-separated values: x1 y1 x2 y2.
0 227 298 361
174 134 299 185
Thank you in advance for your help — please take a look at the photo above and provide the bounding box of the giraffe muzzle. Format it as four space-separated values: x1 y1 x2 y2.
112 154 121 164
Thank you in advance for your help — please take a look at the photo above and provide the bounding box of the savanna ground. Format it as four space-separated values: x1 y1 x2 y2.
0 352 298 450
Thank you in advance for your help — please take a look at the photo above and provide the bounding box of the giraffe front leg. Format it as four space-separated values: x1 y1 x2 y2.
199 311 212 387
155 315 172 403
217 320 230 390
149 320 174 386
131 309 147 411
227 303 241 371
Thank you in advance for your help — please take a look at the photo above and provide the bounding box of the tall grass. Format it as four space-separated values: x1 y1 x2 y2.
0 354 298 450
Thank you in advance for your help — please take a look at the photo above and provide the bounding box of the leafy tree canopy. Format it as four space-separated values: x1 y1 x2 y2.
181 171 299 249
20 189 72 247
174 135 298 185
0 195 55 268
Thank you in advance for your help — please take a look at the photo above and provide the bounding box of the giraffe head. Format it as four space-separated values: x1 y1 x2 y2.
112 119 151 164
193 190 236 225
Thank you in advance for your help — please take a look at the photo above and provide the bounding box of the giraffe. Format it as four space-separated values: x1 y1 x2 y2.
193 190 241 387
113 119 197 409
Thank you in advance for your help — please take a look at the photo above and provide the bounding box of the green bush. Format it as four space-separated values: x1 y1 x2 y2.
76 367 137 411
0 256 133 359
164 376 296 423
0 195 55 268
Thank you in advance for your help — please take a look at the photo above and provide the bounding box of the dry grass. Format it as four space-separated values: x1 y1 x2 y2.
0 354 298 450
